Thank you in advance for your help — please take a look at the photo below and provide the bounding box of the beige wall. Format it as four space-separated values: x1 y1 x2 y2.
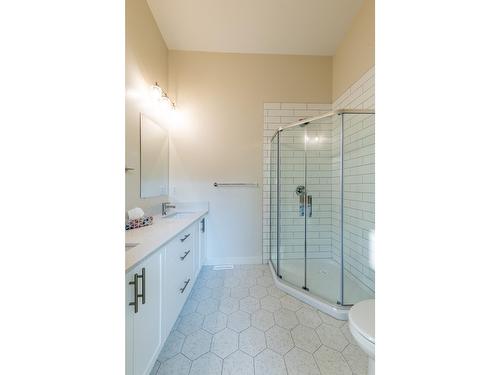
125 0 374 263
125 0 170 214
167 51 332 263
332 0 375 102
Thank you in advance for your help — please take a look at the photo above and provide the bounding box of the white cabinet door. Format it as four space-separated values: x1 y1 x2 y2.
126 250 163 375
125 269 135 375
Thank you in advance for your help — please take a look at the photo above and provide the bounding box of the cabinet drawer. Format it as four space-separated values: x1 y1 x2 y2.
161 225 196 339
177 227 194 257
167 232 194 281
172 226 195 276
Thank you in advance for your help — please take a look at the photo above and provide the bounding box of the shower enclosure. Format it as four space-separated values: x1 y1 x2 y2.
269 109 375 318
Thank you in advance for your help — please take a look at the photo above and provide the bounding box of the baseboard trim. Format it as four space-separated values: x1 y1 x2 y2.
205 256 262 265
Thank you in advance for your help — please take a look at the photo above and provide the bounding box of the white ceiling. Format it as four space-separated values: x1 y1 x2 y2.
146 0 364 56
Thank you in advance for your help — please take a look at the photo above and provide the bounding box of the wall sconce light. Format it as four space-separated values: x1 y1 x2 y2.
151 82 175 110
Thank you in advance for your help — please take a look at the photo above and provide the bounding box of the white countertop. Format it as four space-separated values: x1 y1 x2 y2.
125 209 208 272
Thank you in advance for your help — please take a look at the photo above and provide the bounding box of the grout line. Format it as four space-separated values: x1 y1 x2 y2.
340 347 357 374
310 346 324 374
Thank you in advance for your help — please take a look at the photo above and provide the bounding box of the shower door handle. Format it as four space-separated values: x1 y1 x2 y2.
307 195 312 217
296 185 306 216
299 194 305 216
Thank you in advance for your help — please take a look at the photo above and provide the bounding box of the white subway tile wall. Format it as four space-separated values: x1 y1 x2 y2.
262 66 375 295
333 67 375 294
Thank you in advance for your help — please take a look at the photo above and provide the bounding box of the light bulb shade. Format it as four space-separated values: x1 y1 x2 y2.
151 82 175 110
161 95 172 108
151 83 163 100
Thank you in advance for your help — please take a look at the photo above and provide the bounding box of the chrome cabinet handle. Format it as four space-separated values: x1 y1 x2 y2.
180 278 191 294
181 233 191 242
180 250 191 261
137 267 146 304
129 273 139 313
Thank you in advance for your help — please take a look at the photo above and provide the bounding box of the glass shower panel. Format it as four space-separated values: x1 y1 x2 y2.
278 125 306 289
269 135 278 273
341 112 375 305
304 117 341 305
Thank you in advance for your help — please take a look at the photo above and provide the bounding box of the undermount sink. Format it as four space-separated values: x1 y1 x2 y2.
125 242 139 251
163 211 196 220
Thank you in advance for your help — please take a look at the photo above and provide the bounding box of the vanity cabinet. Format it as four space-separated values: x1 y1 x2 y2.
126 215 208 375
126 250 162 375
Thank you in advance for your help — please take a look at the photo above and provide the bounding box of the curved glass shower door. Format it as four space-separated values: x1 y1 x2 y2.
277 125 307 289
271 117 342 304
268 109 375 309
304 117 341 304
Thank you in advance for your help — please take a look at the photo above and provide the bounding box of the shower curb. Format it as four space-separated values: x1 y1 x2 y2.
268 261 349 321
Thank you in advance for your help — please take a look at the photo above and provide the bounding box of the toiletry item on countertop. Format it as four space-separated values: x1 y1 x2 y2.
128 207 145 220
126 207 153 230
126 215 153 230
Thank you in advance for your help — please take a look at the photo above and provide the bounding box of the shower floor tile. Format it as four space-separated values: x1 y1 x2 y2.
151 264 368 375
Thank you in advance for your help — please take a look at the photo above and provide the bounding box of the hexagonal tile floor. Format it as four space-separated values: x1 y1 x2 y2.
152 264 368 375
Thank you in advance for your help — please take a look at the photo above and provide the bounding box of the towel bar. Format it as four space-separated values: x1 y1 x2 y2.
213 182 259 187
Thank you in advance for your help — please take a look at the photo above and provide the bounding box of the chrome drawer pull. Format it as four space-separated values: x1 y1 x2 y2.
180 233 191 242
180 250 191 261
137 267 146 304
180 278 191 294
129 273 139 313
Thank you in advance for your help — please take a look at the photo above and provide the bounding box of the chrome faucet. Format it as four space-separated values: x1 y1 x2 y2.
161 202 176 216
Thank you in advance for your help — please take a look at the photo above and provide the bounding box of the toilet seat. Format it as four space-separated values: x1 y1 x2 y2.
348 299 375 358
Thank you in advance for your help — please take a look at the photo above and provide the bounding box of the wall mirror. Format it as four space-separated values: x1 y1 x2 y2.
140 113 169 198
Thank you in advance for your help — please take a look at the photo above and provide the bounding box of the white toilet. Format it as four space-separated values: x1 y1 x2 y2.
349 299 375 375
